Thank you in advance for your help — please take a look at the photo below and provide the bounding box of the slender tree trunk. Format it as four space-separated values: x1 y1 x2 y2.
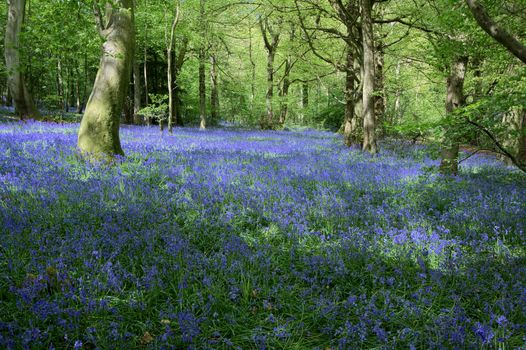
440 56 468 175
353 56 364 142
78 0 134 157
199 48 206 129
167 11 178 133
302 82 308 108
56 59 63 109
198 0 206 129
374 43 385 137
210 54 219 124
343 46 357 147
133 57 142 124
167 47 174 132
260 18 280 129
249 25 256 111
5 0 40 119
75 65 83 113
361 0 377 154
393 61 402 123
518 109 526 165
173 37 188 127
265 49 276 129
279 57 291 125
5 86 12 106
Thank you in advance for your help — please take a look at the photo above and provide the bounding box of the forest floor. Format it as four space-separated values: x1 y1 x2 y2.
0 121 525 349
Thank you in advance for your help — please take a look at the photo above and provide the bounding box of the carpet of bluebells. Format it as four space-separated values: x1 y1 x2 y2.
0 120 525 349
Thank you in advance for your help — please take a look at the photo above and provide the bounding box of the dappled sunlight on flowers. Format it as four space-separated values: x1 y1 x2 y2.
0 121 525 348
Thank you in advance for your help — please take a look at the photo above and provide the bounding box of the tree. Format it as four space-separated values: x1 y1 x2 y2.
4 0 40 119
77 0 135 157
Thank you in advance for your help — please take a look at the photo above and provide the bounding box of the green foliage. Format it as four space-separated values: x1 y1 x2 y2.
138 94 168 123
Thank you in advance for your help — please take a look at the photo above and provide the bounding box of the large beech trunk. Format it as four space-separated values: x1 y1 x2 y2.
361 0 377 154
78 0 134 157
440 56 468 175
5 0 40 120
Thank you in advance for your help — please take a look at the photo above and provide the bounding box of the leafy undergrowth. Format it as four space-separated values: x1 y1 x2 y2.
0 121 525 349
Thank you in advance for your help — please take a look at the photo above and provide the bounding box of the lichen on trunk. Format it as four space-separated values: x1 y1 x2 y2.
78 0 134 157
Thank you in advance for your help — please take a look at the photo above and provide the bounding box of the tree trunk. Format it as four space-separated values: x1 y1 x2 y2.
440 56 468 175
143 47 150 125
56 59 64 109
343 46 357 147
279 57 291 125
353 55 364 143
302 82 308 109
173 37 188 127
133 57 142 124
167 6 180 133
199 48 206 129
5 86 13 107
393 61 402 123
5 0 40 120
210 54 219 125
518 109 526 165
198 0 206 129
167 47 174 132
260 18 280 129
75 65 83 113
361 0 377 154
249 25 256 112
78 0 134 157
265 49 275 129
374 43 385 137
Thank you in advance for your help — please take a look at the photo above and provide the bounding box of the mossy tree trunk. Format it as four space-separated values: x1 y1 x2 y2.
5 0 40 120
78 0 135 157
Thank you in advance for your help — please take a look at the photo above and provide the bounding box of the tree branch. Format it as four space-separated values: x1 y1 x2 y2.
465 0 526 64
466 117 526 173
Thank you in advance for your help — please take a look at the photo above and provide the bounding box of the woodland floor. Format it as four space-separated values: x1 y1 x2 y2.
0 120 525 349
